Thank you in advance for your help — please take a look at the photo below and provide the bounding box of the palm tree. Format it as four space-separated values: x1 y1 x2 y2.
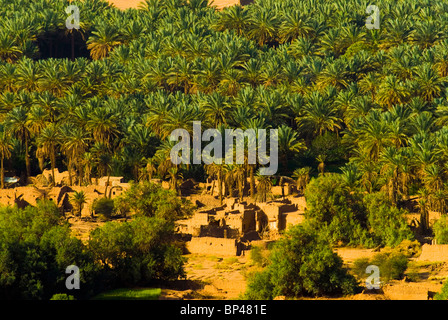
296 92 342 138
87 23 123 60
316 154 326 175
61 125 90 186
205 159 224 205
4 106 32 180
0 130 13 189
340 162 362 190
277 125 306 174
70 190 87 217
255 172 272 203
91 142 113 197
247 10 279 46
85 106 120 148
214 5 250 37
375 75 410 108
292 166 311 195
36 123 61 186
278 10 312 43
413 63 445 101
0 32 22 63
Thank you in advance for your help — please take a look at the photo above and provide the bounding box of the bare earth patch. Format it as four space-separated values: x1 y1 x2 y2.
107 0 240 10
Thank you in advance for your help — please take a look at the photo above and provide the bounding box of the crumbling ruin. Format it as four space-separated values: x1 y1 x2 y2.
178 196 306 256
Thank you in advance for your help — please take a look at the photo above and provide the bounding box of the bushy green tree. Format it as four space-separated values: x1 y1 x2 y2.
304 175 413 247
115 181 194 221
0 201 99 300
353 251 408 283
88 216 185 287
433 215 448 244
363 192 414 247
304 174 371 246
244 223 359 299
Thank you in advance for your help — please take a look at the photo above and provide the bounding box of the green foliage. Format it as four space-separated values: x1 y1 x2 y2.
0 199 188 299
435 278 448 300
50 293 76 300
363 192 414 247
353 251 408 283
92 197 115 220
305 175 413 247
115 181 194 221
433 215 448 244
88 216 185 286
249 245 269 267
92 288 161 300
244 223 359 299
304 174 371 246
0 201 99 300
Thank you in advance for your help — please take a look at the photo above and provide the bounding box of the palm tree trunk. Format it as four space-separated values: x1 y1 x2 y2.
71 32 75 61
68 158 73 186
50 146 56 186
104 170 110 198
218 169 223 205
249 165 255 198
1 157 4 189
25 136 31 181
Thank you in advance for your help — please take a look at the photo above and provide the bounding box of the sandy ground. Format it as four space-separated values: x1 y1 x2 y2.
107 0 240 10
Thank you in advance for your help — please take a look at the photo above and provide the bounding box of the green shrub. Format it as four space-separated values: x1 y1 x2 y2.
304 174 370 246
353 251 408 284
115 181 193 221
50 293 76 300
434 216 448 244
0 201 100 300
363 192 414 247
92 197 115 220
249 245 269 267
88 216 186 285
435 278 448 300
244 223 359 299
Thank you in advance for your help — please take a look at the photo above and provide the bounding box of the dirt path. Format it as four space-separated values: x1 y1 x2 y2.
159 253 248 300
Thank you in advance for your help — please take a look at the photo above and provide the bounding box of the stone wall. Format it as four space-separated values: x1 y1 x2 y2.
187 237 240 256
417 244 448 262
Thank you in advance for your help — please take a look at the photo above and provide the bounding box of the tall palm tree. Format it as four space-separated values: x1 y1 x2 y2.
70 190 87 217
0 130 13 189
278 10 312 43
277 125 306 173
36 123 61 186
247 10 279 46
215 5 250 37
87 23 123 60
61 125 90 186
5 106 31 180
375 75 410 108
292 166 311 195
255 172 272 203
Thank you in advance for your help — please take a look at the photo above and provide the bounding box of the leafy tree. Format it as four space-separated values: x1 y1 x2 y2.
433 215 448 244
115 181 193 221
0 201 99 300
88 216 185 286
244 223 359 299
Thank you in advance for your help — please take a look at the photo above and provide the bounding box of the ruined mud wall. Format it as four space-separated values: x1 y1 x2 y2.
187 237 240 256
418 244 448 261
